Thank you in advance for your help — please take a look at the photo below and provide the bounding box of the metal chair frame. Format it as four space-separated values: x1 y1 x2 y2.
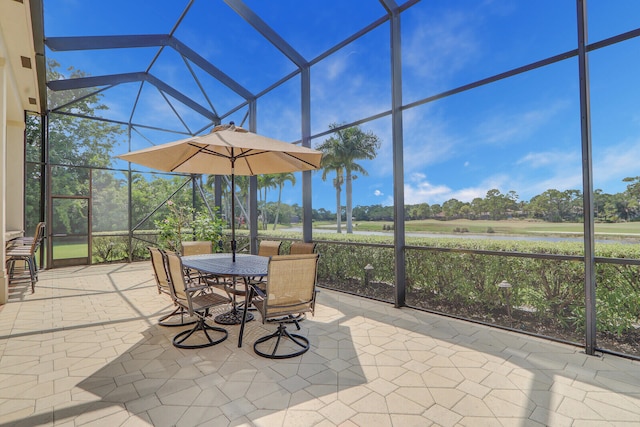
249 253 319 359
164 251 230 349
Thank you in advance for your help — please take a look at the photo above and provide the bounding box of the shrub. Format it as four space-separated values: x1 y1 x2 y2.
154 201 224 252
93 236 128 263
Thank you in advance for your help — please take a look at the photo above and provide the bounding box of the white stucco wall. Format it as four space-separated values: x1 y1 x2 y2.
0 34 28 304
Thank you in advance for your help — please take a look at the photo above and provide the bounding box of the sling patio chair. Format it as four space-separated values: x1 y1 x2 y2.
247 253 320 359
181 240 213 256
181 240 218 283
243 239 282 288
181 240 239 298
164 251 231 349
224 239 284 308
148 246 197 327
282 241 319 322
5 222 45 293
9 221 45 247
289 241 317 255
258 240 282 257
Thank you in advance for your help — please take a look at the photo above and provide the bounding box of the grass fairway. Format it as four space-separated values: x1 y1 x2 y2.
52 242 88 259
347 219 640 237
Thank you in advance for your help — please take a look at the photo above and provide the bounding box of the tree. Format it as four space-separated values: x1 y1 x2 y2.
471 197 485 219
622 177 640 220
206 174 251 229
442 198 464 219
272 172 296 230
46 60 124 169
528 189 582 222
257 174 277 230
417 203 431 219
316 123 381 233
26 60 125 235
317 136 345 233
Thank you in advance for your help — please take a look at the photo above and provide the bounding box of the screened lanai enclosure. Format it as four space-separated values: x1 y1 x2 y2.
20 0 640 359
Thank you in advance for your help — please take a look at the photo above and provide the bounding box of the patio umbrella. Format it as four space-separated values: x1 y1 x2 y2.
118 123 322 261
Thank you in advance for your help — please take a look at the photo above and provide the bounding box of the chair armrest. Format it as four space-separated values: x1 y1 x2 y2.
184 282 211 293
248 283 266 298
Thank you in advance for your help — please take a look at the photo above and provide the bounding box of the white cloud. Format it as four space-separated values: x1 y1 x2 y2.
374 189 383 196
476 101 569 146
517 150 579 169
325 53 351 81
594 137 640 183
404 9 480 86
403 172 512 205
404 180 452 205
401 113 459 174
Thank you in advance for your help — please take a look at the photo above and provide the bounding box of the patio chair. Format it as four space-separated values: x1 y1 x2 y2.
181 240 218 282
148 246 196 327
224 239 283 303
248 253 319 358
9 221 45 247
181 240 213 256
258 240 282 257
5 222 45 293
164 251 231 349
289 241 316 255
284 241 318 321
181 240 241 297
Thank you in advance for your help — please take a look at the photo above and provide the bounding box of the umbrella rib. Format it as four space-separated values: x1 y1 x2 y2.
185 143 233 160
237 150 319 169
168 144 204 172
283 151 319 169
180 142 320 173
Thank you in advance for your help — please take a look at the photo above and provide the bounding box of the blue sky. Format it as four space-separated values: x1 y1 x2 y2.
44 1 640 212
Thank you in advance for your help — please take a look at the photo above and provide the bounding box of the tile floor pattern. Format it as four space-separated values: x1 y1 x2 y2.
1 262 640 426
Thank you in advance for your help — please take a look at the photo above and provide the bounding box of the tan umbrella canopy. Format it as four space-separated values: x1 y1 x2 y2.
118 123 323 260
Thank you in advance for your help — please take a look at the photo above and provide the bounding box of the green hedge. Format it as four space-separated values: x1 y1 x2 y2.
311 235 640 340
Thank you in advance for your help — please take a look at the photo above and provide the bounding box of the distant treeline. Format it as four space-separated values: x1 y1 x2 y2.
314 182 640 223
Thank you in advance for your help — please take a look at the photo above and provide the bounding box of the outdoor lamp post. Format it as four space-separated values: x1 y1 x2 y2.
364 264 374 286
498 280 512 321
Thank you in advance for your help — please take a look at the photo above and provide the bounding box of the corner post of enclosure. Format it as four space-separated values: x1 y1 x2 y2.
301 66 313 243
577 0 597 355
45 112 53 270
38 113 47 270
248 100 258 254
390 6 406 308
127 124 132 262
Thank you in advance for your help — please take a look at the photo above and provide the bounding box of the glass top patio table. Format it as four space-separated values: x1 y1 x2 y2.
181 253 268 347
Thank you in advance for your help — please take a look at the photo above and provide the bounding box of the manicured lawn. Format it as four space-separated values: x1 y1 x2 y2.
332 219 640 236
52 242 88 259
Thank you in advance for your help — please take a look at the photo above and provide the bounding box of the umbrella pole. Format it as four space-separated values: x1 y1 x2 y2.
231 168 236 263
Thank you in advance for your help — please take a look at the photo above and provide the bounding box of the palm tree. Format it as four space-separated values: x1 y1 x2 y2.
258 174 277 230
272 172 296 230
317 123 381 233
317 137 345 233
205 174 250 229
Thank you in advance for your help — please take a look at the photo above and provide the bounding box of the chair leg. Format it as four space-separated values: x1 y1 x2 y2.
6 260 15 279
26 257 36 293
6 257 36 293
158 305 197 327
172 317 228 349
253 324 310 359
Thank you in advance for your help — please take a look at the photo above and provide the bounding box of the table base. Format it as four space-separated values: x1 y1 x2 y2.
215 309 254 325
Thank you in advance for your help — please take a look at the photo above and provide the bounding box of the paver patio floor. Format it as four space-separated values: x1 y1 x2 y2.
1 261 639 426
